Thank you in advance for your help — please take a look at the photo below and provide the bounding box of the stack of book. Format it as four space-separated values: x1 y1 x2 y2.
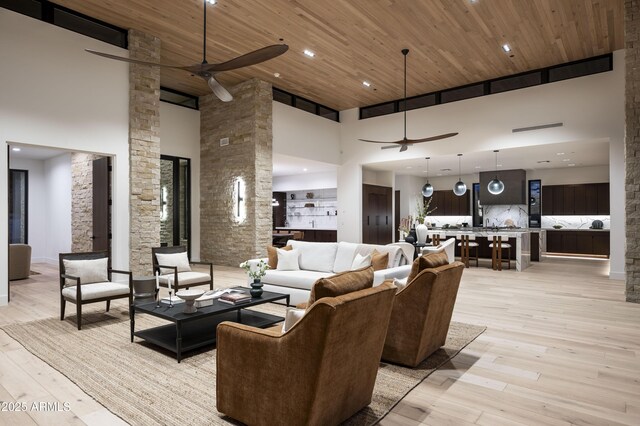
219 292 252 305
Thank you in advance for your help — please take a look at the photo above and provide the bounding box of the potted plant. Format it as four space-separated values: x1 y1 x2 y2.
240 259 270 297
415 197 437 244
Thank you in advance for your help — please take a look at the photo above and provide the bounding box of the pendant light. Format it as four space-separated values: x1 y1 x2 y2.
453 153 467 196
487 150 505 195
421 157 434 197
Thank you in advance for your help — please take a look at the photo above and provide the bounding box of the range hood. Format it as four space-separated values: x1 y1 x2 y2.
479 169 526 205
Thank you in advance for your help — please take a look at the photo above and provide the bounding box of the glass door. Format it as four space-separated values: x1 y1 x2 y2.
160 156 191 255
9 169 28 244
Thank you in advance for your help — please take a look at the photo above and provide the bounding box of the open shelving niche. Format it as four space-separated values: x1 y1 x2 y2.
285 188 338 227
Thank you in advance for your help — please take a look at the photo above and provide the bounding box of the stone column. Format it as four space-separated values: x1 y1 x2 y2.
626 0 640 302
71 153 98 252
128 30 161 275
200 79 273 266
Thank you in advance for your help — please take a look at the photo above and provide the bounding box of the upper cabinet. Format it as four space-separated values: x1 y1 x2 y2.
426 190 470 216
541 183 609 215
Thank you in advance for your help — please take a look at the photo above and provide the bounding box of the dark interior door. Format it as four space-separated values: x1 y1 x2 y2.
92 157 110 253
362 184 392 245
394 190 400 242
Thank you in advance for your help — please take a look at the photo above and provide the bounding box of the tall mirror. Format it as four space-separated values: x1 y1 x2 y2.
160 155 191 255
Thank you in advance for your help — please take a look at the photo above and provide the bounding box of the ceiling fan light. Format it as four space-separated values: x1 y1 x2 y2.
453 181 467 196
421 182 434 197
488 178 505 195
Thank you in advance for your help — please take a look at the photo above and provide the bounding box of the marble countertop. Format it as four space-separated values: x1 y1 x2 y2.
275 227 337 231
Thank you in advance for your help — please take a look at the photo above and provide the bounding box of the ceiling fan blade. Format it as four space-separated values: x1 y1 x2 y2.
380 145 400 150
207 76 233 102
359 138 403 144
85 49 186 70
406 132 459 143
195 44 289 73
399 144 409 152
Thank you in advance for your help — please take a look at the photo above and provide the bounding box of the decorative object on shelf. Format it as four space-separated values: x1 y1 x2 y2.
85 0 288 102
552 224 563 229
487 150 505 195
358 49 458 152
398 216 411 241
306 192 314 199
240 259 270 298
304 203 315 207
176 289 205 314
421 157 434 197
290 193 295 200
591 219 604 229
415 197 437 244
453 154 467 196
405 227 417 244
271 198 279 207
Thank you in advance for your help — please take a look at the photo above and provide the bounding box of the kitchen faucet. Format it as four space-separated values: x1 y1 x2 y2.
309 220 315 228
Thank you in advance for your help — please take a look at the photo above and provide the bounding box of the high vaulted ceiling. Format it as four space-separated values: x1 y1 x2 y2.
52 0 623 110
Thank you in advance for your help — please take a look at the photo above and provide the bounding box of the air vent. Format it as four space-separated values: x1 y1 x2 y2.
512 122 563 133
537 160 551 164
220 137 229 147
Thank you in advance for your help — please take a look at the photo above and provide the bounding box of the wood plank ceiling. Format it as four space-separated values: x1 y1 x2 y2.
51 0 624 110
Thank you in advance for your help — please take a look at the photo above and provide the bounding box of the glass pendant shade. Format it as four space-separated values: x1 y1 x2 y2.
453 181 467 196
487 178 505 195
422 182 434 197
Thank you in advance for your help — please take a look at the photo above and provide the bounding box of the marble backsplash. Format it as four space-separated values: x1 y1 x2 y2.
483 205 529 228
542 215 610 230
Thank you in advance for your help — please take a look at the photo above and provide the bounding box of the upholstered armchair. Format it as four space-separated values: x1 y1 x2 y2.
59 251 132 330
9 244 31 281
151 246 213 291
217 282 397 426
383 261 465 367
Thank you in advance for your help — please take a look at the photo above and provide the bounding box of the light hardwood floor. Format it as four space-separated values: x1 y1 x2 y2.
1 257 639 425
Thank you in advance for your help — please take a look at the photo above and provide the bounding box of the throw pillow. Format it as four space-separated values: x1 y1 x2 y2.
393 277 408 293
267 245 292 269
63 258 109 286
281 307 306 333
277 248 300 271
155 252 192 275
406 251 449 282
307 266 374 306
350 253 372 270
371 249 389 271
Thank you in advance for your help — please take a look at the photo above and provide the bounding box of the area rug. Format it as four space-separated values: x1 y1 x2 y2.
2 306 485 426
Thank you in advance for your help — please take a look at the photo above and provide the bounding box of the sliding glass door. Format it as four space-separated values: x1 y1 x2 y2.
9 169 28 244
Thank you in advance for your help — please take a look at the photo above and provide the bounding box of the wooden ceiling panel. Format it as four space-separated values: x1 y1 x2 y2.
50 0 623 110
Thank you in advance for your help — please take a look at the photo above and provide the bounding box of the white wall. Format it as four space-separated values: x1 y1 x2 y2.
337 50 625 279
273 102 341 164
44 154 72 261
273 171 337 191
9 158 47 261
159 102 201 260
0 9 129 304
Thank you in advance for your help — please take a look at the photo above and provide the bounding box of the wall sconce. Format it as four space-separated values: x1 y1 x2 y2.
233 177 246 222
160 186 168 221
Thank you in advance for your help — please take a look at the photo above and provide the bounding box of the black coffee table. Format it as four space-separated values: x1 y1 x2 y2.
130 287 289 362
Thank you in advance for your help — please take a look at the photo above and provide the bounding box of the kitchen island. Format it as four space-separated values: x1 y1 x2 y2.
274 227 337 242
425 228 546 271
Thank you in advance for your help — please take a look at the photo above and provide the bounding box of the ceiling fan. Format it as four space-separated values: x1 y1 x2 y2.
359 49 458 152
85 0 288 102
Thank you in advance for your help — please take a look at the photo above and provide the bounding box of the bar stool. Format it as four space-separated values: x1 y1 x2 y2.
487 234 511 271
456 234 479 268
427 231 444 246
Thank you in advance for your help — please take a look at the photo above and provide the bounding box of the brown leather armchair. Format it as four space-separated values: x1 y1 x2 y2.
216 282 397 426
382 261 465 368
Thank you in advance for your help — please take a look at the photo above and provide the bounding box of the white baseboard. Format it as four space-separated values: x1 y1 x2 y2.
32 257 57 265
609 271 625 281
0 294 8 306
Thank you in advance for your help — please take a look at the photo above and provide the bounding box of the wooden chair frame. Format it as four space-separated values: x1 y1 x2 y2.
59 251 132 330
458 235 479 268
151 246 213 291
490 236 511 271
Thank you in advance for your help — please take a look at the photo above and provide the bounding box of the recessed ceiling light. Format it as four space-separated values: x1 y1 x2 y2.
556 152 565 155
406 166 412 169
474 165 481 169
362 81 371 87
273 72 280 78
502 44 511 53
469 0 479 3
303 168 308 172
206 0 216 4
303 49 315 58
562 158 571 162
497 164 503 167
11 147 20 152
568 163 576 167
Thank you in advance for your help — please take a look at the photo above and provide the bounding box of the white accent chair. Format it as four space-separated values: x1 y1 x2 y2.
421 236 456 264
152 246 213 291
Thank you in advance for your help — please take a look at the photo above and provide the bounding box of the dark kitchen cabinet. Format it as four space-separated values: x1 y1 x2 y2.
272 192 287 228
545 230 609 256
425 190 470 216
542 183 609 216
363 184 393 245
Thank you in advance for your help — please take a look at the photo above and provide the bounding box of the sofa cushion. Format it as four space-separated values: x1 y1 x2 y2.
332 241 360 273
281 307 306 333
159 272 211 287
288 241 338 273
371 250 389 271
63 258 108 286
62 282 129 301
277 249 300 271
307 266 374 306
262 270 333 291
354 244 402 268
350 253 372 270
407 252 449 282
267 245 292 269
155 252 191 275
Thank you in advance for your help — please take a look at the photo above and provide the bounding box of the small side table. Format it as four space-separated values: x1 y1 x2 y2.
132 276 157 305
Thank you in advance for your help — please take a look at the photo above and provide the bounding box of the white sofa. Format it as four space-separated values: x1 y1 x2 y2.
420 237 456 263
244 240 412 305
